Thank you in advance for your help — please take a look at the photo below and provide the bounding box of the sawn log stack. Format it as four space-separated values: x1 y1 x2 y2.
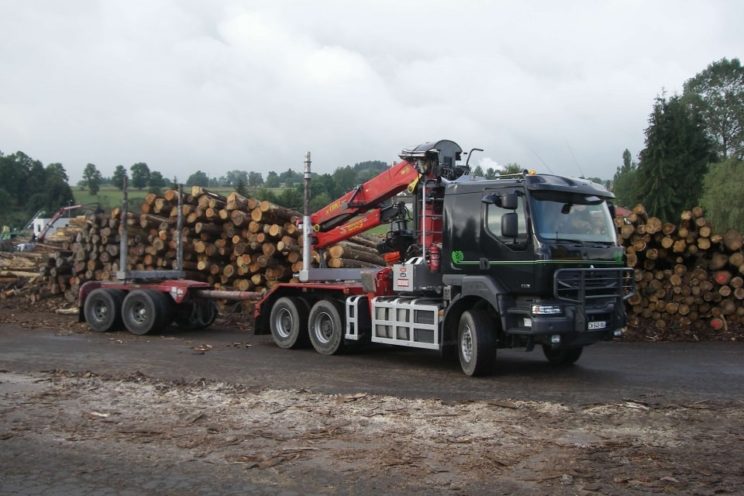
618 204 744 336
34 187 384 302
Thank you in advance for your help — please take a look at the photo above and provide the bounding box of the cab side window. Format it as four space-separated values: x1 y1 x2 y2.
485 194 528 249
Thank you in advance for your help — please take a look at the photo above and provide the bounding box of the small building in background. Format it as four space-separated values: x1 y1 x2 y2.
31 217 72 238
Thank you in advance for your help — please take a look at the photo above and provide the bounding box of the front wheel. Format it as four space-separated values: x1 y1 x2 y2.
542 345 583 366
458 309 496 376
308 299 344 355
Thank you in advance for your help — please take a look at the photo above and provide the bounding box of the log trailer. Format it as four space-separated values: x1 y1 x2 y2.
254 139 634 376
78 179 260 335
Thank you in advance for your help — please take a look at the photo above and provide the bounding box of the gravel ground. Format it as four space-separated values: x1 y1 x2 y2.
2 369 743 495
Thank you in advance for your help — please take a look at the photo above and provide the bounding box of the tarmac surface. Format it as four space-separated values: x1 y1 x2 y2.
0 323 742 404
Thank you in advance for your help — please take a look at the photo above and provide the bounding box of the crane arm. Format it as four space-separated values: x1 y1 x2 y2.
37 204 81 241
310 160 419 232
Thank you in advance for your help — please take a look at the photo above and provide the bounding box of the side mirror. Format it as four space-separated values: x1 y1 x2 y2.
481 192 498 204
501 212 518 238
500 193 518 210
481 192 518 209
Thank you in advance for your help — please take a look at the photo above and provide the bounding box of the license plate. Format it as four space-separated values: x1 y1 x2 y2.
588 321 607 330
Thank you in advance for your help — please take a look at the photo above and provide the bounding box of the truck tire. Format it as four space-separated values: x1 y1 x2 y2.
270 297 310 349
542 345 583 366
122 290 172 335
308 299 344 355
175 299 218 330
458 309 496 376
84 288 125 332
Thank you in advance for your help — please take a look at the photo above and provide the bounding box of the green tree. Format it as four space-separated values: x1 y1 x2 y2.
148 171 166 193
612 149 641 207
485 167 498 179
186 170 209 187
278 188 303 210
83 163 102 195
235 177 249 196
310 173 339 200
0 153 74 226
265 171 280 188
0 152 36 204
637 95 716 221
471 165 485 177
225 170 248 187
130 162 150 190
500 163 523 175
255 187 278 203
45 163 69 182
278 168 302 186
332 166 356 193
683 58 744 159
112 165 128 190
309 192 332 212
700 158 744 231
248 171 263 187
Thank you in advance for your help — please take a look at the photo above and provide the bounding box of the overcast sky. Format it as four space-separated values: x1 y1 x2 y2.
1 1 742 183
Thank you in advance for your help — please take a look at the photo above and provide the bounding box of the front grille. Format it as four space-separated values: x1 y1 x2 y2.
554 267 634 303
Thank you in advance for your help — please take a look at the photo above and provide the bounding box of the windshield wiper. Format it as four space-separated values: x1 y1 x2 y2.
547 236 585 245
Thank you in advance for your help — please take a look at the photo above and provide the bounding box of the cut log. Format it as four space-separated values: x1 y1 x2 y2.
327 244 384 265
723 229 743 252
327 258 381 269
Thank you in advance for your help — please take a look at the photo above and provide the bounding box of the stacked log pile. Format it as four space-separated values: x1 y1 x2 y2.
15 187 383 303
618 204 744 339
0 251 46 298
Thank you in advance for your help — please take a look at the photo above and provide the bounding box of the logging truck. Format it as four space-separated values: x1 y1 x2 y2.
254 140 634 376
78 139 633 376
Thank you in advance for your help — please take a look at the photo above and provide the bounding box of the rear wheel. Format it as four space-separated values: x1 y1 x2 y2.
458 309 496 376
84 288 125 332
542 345 583 366
308 299 344 355
270 297 310 349
122 290 172 335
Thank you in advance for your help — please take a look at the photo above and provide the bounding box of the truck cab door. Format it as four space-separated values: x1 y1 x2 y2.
479 188 534 293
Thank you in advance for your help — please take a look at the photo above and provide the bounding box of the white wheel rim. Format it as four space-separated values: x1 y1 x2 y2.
92 300 108 322
130 301 148 325
274 308 293 339
461 324 474 363
313 311 334 344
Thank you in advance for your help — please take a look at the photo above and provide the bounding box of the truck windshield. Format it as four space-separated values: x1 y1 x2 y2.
530 191 617 244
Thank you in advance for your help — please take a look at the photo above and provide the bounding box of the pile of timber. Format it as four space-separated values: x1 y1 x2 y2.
618 204 744 338
0 250 46 299
22 187 383 303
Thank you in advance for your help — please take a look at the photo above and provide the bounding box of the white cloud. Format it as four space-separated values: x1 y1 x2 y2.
0 0 742 182
478 157 502 171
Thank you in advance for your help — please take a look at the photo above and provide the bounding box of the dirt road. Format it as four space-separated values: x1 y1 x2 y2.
1 311 743 494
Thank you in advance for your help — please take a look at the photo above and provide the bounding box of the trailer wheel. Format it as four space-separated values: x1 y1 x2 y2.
308 299 344 355
458 309 496 377
84 289 125 332
270 297 310 349
175 299 218 330
542 345 583 366
122 290 172 335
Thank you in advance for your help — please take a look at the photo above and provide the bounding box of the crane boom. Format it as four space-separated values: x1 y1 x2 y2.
310 159 420 249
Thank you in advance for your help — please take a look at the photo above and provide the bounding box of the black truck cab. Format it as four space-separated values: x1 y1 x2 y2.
441 172 633 353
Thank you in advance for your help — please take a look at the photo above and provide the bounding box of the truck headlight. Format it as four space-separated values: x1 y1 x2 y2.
531 305 562 315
